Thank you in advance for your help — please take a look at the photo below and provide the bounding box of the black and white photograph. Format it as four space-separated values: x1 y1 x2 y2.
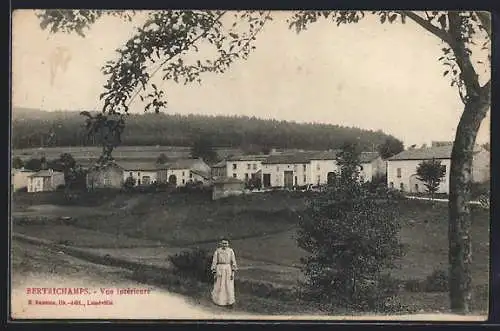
10 9 491 320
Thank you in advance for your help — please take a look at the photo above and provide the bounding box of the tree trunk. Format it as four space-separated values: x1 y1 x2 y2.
448 94 489 313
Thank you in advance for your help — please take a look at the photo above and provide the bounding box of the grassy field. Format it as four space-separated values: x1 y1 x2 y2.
12 190 490 313
12 191 489 282
12 145 241 163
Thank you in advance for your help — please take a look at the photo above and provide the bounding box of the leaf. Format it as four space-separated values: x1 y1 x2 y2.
229 32 239 39
443 70 449 76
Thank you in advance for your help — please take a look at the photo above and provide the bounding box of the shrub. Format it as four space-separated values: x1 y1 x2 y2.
168 248 214 284
15 187 28 193
425 268 449 292
123 176 136 190
297 142 405 311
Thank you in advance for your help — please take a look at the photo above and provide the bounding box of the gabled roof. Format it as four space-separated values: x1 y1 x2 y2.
118 161 167 171
359 152 381 163
226 154 269 162
28 170 62 177
165 158 206 170
191 169 211 180
211 161 227 168
388 145 454 161
262 150 338 164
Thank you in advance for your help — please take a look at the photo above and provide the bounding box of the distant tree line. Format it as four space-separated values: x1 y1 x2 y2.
12 109 404 155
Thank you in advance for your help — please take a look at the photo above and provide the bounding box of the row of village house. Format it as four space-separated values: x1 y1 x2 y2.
11 142 490 195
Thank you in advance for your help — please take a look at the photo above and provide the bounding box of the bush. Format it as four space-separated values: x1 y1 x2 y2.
297 143 405 311
15 187 28 193
123 176 136 190
168 248 214 284
425 268 449 292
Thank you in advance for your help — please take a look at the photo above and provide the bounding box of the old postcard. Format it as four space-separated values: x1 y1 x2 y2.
10 9 491 321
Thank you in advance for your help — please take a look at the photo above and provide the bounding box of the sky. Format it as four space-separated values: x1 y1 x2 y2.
11 10 491 147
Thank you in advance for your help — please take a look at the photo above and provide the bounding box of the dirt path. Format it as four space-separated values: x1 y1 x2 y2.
10 239 236 319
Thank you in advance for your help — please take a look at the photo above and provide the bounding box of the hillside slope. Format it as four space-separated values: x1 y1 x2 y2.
12 107 402 152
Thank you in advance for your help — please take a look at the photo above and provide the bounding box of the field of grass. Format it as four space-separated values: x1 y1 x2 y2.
13 190 490 285
224 200 489 285
12 145 241 163
12 190 490 314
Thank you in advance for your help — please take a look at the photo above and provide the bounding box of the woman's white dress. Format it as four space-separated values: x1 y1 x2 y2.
211 247 238 306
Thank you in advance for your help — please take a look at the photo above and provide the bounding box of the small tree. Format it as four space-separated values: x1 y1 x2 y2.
24 158 42 171
416 158 446 201
156 153 169 164
123 175 136 190
377 137 405 159
12 157 24 169
297 142 404 311
191 136 219 164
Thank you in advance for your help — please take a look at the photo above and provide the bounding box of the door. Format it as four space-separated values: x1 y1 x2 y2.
284 171 293 189
327 172 336 185
263 174 271 187
168 174 177 185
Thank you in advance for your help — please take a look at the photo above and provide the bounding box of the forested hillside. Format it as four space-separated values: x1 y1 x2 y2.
12 107 402 152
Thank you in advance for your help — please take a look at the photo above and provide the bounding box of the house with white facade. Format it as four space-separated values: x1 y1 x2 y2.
27 169 65 192
386 144 490 194
359 152 387 182
261 151 340 188
12 168 36 192
119 161 167 186
164 158 211 187
226 155 269 183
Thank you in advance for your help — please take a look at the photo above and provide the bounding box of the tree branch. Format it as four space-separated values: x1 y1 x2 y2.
447 12 482 97
126 11 227 107
402 11 453 45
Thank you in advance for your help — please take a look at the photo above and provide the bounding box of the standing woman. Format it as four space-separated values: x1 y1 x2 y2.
211 238 238 307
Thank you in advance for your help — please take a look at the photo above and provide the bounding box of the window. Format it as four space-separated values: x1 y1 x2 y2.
390 182 394 188
253 164 257 170
189 172 193 179
245 173 249 181
129 172 133 177
400 182 404 191
233 173 237 178
247 163 251 170
294 176 298 186
316 164 320 171
415 184 419 192
232 163 237 170
182 171 185 177
138 172 141 177
303 164 306 172
182 179 185 184
397 168 402 178
303 175 306 183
